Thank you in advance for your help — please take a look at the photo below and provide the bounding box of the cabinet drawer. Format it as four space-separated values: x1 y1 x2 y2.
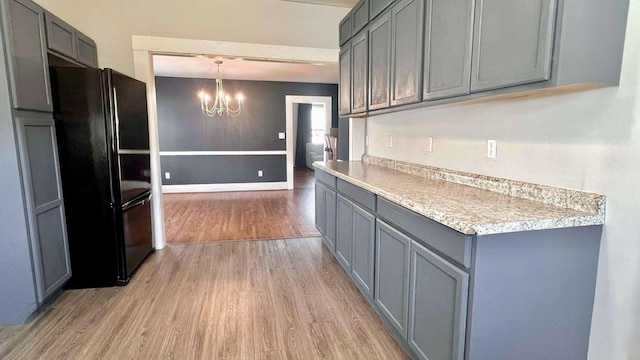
337 178 375 212
377 197 472 268
315 169 337 189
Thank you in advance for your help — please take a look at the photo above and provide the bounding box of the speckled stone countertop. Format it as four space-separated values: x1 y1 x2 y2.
313 157 605 236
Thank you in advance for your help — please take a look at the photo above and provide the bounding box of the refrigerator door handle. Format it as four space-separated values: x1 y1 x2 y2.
113 88 120 150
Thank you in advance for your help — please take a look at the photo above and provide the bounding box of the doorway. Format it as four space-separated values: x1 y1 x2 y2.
285 95 332 190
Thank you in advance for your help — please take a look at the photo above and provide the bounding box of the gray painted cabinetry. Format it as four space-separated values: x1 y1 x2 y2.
44 10 98 67
314 177 337 253
314 168 603 360
470 0 556 92
338 0 630 116
338 44 351 115
351 30 368 114
0 0 99 326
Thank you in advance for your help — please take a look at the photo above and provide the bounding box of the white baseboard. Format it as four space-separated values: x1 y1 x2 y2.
162 182 289 193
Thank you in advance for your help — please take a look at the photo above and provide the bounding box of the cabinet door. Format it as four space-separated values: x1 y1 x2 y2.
368 11 391 111
352 0 369 34
336 195 354 271
375 219 411 338
1 0 52 112
370 0 394 20
324 187 337 253
339 13 352 46
44 11 77 59
470 0 557 92
352 204 375 300
339 44 352 116
390 0 424 106
315 182 326 236
423 0 474 100
15 116 71 302
409 240 469 360
76 32 98 68
351 31 368 114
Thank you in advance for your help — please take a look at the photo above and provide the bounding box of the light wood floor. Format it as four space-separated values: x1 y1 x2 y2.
0 238 408 360
164 168 321 243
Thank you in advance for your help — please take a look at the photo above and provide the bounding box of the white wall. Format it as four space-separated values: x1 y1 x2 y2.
366 2 640 358
34 0 348 77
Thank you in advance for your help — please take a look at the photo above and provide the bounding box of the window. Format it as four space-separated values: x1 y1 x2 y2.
311 105 325 144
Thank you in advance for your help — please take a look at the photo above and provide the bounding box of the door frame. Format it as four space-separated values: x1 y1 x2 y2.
131 35 338 249
285 95 332 189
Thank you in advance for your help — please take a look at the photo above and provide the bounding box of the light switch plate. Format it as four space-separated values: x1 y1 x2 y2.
387 135 393 148
426 137 433 153
278 132 285 139
258 170 263 177
165 172 171 179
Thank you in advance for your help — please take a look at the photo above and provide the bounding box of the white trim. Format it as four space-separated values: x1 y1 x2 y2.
285 95 332 190
159 150 286 156
162 182 288 193
131 36 339 250
119 149 151 155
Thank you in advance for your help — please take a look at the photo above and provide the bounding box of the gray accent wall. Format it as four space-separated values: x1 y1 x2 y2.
161 155 286 184
155 76 338 185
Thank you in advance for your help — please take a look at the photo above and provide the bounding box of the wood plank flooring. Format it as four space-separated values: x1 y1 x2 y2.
0 238 408 360
164 168 320 243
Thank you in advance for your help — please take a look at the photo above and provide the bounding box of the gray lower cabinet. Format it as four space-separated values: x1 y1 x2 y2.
375 219 411 338
15 115 71 301
408 240 468 360
368 10 391 110
351 203 375 299
1 0 52 112
390 0 423 106
336 195 354 270
324 186 337 253
423 0 474 100
315 182 326 236
470 0 557 92
351 30 368 114
339 44 351 116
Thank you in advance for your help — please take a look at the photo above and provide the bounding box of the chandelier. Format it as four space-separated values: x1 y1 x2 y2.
198 60 244 117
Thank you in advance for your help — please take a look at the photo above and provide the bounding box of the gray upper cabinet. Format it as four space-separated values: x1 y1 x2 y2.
409 240 468 360
368 10 391 110
470 0 557 92
352 204 375 300
339 13 352 46
423 0 474 100
1 0 52 112
44 11 76 59
352 0 369 34
370 0 394 20
44 10 98 68
339 44 351 116
375 219 411 338
390 0 424 106
15 116 71 301
351 30 368 114
336 195 354 271
76 32 98 68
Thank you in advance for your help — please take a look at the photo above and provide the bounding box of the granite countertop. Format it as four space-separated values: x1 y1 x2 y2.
313 159 605 236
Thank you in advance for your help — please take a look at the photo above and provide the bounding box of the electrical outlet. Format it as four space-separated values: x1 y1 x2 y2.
258 170 263 177
487 139 498 159
365 136 370 147
426 137 433 153
387 135 393 148
278 132 285 139
165 172 171 180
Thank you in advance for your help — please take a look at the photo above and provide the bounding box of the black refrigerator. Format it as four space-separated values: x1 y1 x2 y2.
50 67 154 288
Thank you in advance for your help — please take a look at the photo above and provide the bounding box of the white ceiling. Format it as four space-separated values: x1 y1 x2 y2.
153 55 338 84
279 0 358 7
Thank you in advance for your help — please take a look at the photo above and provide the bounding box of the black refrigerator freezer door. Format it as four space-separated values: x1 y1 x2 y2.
121 192 153 281
119 153 151 204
